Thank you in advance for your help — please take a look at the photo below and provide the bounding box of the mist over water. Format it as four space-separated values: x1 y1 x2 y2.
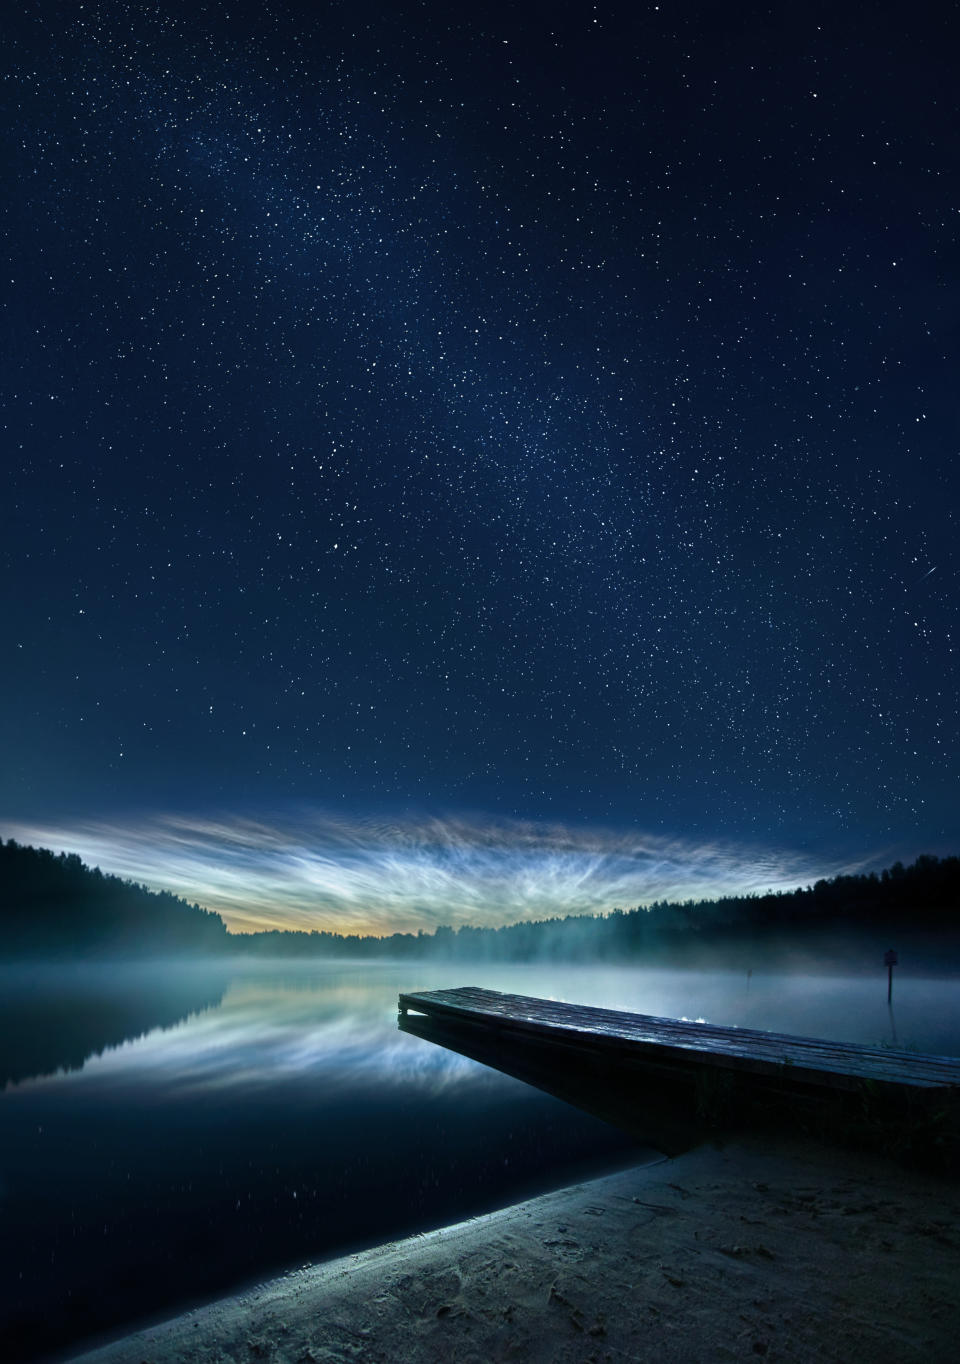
3 958 959 1361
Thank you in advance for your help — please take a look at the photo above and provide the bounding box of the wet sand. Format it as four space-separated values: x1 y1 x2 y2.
69 1134 960 1363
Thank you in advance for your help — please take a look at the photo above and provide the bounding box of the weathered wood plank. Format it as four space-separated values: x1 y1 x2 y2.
398 986 960 1093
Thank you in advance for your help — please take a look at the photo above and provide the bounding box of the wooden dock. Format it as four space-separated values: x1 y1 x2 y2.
398 987 960 1157
398 986 960 1092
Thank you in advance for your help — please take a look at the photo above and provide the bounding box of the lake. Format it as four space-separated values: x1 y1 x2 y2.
2 959 958 1361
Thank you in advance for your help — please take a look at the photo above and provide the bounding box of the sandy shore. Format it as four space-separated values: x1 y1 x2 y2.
69 1135 960 1364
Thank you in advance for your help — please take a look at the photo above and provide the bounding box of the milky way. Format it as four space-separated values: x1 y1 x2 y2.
1 3 957 921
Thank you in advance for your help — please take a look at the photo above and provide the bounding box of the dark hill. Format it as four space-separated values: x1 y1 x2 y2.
0 838 228 958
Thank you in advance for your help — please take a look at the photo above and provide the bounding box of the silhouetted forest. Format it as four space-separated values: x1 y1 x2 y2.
0 839 228 957
232 854 960 966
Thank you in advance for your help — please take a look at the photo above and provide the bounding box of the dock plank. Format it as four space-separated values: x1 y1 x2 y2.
398 986 960 1094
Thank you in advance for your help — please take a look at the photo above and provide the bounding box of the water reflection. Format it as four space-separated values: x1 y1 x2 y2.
0 963 646 1363
0 963 227 1089
8 959 956 1099
3 960 959 1363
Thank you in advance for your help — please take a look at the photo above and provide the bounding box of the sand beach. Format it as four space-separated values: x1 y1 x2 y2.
68 1133 960 1364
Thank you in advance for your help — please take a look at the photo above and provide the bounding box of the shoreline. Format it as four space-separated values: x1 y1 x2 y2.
67 1133 960 1364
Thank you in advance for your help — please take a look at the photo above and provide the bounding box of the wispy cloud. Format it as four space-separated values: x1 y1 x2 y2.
2 809 873 936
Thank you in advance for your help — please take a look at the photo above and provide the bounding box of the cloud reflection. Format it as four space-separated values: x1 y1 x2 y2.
14 971 491 1099
2 809 873 936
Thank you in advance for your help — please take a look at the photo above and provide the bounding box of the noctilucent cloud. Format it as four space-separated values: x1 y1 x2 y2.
4 810 874 936
1 2 957 930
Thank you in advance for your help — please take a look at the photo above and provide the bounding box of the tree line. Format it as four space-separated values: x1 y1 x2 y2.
231 853 960 963
0 838 228 956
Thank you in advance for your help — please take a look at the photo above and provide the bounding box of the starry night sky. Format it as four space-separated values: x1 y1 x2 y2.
2 1 957 932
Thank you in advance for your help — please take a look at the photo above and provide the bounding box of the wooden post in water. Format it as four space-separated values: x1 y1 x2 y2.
885 948 898 1003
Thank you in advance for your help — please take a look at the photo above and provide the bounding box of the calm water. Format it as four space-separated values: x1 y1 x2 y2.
2 960 959 1361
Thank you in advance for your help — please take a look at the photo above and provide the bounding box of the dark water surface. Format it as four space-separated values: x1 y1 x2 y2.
2 960 958 1362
